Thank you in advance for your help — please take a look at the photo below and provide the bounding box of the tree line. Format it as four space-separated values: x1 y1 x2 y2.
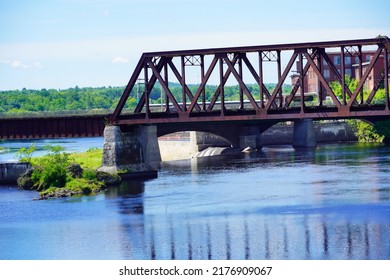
0 86 123 115
0 83 292 116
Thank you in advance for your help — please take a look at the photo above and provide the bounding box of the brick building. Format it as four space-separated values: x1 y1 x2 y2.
291 51 388 96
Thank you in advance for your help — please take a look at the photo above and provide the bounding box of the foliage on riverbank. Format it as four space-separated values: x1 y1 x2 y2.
374 119 390 144
330 76 389 143
347 120 385 143
16 146 119 199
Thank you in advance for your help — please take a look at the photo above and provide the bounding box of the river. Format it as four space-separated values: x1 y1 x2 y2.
0 138 389 260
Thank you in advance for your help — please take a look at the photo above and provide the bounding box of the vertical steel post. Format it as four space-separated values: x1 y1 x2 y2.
219 57 225 115
277 50 282 107
239 56 244 109
200 55 206 111
181 56 186 111
164 63 169 112
144 63 150 118
299 53 305 113
358 45 363 104
385 48 389 110
341 47 346 105
317 51 323 106
259 51 264 108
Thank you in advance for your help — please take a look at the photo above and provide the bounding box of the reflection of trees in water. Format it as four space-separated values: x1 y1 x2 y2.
118 210 389 259
109 179 146 259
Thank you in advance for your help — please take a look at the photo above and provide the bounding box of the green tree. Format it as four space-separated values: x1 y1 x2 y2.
330 75 359 102
347 120 384 142
374 119 390 144
15 144 36 163
31 146 69 190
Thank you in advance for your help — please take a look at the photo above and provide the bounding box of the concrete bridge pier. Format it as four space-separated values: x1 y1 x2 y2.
99 125 160 175
137 125 162 164
239 126 262 150
292 119 317 149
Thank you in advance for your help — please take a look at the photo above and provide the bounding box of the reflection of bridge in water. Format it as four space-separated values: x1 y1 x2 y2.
110 180 389 260
122 206 389 260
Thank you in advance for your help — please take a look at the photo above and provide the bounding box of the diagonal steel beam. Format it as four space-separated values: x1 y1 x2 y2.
167 60 201 111
222 54 260 111
321 51 354 99
366 71 388 104
111 54 145 122
265 52 299 111
207 54 240 111
365 48 389 105
284 50 320 108
347 48 382 107
134 57 167 113
147 58 182 112
241 54 272 100
187 56 219 113
304 51 342 108
265 52 298 111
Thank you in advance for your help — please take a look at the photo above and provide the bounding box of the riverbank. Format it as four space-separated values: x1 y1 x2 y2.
3 148 119 199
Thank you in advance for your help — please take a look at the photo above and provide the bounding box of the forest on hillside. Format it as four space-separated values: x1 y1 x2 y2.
0 83 292 116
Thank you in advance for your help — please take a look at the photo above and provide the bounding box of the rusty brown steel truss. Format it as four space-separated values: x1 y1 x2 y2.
111 37 390 125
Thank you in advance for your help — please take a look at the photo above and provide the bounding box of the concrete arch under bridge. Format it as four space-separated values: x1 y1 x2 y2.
155 121 277 148
156 121 277 161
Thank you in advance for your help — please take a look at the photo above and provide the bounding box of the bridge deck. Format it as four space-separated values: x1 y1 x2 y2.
0 115 107 140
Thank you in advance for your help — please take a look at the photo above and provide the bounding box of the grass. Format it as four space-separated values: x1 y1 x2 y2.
68 148 103 169
29 147 103 169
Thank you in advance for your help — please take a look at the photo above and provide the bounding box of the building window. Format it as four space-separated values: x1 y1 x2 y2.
324 69 330 78
334 56 341 65
346 69 352 76
345 56 351 65
366 55 372 62
355 56 360 64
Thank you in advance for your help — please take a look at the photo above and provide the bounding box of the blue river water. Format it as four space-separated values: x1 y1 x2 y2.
0 139 389 260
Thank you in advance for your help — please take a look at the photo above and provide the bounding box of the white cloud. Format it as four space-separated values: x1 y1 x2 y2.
111 56 129 64
0 59 43 69
11 60 29 69
32 61 43 69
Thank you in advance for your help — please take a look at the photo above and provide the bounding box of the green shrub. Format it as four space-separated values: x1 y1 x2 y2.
65 178 103 194
30 146 70 190
82 168 97 180
15 144 36 163
347 120 384 142
374 119 390 144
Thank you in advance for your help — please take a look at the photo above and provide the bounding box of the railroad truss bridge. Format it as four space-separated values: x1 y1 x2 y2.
2 37 390 172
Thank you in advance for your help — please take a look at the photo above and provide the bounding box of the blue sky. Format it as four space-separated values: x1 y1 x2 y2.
1 0 389 90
